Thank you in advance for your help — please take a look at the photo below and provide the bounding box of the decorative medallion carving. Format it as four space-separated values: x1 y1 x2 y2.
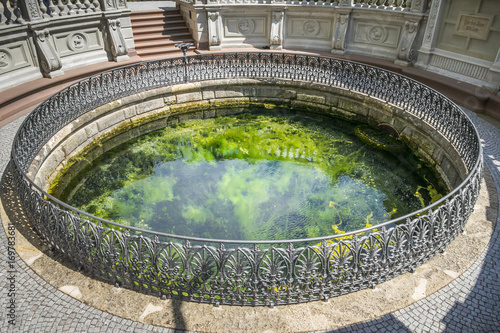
238 19 255 35
368 26 387 43
303 20 319 36
68 33 87 51
0 50 12 70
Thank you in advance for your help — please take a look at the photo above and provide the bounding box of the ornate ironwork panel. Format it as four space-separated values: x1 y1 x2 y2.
10 52 483 306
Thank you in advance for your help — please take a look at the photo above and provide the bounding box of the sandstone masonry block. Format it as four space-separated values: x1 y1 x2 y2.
96 110 126 132
255 87 296 99
84 122 99 139
61 129 88 156
297 93 326 104
204 109 216 118
215 89 244 98
122 105 137 119
291 100 330 114
164 95 177 105
249 97 291 105
179 111 203 123
136 98 165 115
176 92 202 104
338 97 369 116
202 90 215 100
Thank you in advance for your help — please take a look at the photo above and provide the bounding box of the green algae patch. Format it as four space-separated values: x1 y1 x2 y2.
52 112 447 241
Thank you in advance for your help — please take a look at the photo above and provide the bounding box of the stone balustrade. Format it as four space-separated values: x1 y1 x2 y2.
1 0 499 99
0 0 134 91
178 0 500 95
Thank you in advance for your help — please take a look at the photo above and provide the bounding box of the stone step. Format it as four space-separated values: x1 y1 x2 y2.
136 45 196 57
130 12 183 22
131 9 195 58
133 31 193 41
132 19 186 29
135 37 195 49
130 9 181 17
132 25 190 35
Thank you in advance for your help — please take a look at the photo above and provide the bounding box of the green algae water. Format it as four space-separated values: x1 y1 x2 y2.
56 113 446 241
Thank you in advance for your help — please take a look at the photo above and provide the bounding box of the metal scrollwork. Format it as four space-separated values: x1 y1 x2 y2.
10 52 483 306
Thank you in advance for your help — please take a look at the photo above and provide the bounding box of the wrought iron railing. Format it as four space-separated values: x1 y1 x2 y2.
10 52 482 306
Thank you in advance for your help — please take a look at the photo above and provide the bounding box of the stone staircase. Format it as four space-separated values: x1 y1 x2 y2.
131 9 196 59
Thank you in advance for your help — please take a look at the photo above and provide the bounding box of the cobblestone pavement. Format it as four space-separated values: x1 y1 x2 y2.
1 107 499 332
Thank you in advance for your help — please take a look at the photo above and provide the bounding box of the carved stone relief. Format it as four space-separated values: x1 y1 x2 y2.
423 0 442 46
68 33 87 52
238 19 255 35
353 22 400 48
287 18 331 39
270 11 284 48
368 26 387 43
208 11 221 48
26 0 41 20
33 29 63 76
454 14 492 40
332 13 349 53
106 19 128 60
0 50 12 70
396 20 420 63
410 0 428 13
303 20 319 36
225 17 266 37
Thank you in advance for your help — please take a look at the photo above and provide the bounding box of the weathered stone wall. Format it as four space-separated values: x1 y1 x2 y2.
178 1 427 66
178 0 500 93
416 0 500 92
30 79 467 194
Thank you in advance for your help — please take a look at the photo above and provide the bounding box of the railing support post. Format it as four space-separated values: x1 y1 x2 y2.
175 42 194 83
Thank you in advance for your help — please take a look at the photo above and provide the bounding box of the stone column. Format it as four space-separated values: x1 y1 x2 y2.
19 0 42 21
270 11 284 50
207 9 222 51
487 47 500 95
410 0 429 13
416 0 445 67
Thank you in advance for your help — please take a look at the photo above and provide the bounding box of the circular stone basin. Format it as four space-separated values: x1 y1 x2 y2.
53 111 446 241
